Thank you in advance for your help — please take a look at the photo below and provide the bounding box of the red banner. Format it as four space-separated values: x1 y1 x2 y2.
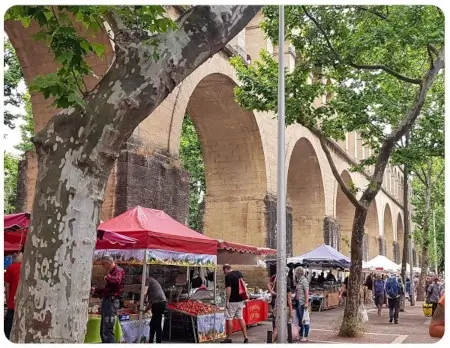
231 299 268 332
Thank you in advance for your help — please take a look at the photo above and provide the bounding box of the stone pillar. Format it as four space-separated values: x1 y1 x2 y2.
323 216 340 251
15 151 38 213
264 194 293 257
114 150 190 224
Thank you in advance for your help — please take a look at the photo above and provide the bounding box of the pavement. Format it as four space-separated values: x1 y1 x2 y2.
227 302 441 344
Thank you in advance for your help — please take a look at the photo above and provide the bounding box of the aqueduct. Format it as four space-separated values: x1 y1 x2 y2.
5 8 418 265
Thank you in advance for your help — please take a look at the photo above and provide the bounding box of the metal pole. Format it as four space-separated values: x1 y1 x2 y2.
433 211 438 275
276 4 288 344
213 269 217 341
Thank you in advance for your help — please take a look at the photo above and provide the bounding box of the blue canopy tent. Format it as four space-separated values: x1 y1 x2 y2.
287 244 351 269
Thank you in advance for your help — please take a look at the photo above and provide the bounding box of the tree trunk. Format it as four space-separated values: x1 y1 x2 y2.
9 6 261 342
339 205 368 337
417 162 432 302
11 138 113 343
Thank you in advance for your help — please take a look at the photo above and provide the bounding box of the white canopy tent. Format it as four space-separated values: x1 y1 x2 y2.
364 255 399 272
395 263 422 274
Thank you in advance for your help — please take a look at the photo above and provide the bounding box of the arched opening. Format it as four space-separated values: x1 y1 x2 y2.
335 171 354 256
397 213 404 264
287 138 326 255
183 73 267 246
366 202 379 260
383 204 395 260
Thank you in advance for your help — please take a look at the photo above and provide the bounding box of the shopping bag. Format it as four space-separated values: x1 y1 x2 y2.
239 278 249 300
303 309 310 323
358 304 368 323
423 303 433 317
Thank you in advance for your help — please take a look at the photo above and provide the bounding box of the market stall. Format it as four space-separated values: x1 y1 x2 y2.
364 255 399 273
216 240 275 332
93 206 223 344
287 244 350 311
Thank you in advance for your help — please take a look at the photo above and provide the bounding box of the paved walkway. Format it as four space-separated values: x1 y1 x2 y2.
228 302 440 344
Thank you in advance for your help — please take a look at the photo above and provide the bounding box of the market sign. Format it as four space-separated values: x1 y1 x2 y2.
197 312 226 343
375 267 384 271
146 249 217 267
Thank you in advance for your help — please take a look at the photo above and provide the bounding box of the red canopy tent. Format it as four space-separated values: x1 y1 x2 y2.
3 213 138 251
97 206 217 255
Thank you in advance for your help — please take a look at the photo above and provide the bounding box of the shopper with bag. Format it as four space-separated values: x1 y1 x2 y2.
294 267 309 342
221 264 249 343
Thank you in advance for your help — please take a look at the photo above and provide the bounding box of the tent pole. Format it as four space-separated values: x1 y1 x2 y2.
138 250 148 341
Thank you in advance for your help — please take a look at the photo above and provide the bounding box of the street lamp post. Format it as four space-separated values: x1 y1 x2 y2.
275 4 288 344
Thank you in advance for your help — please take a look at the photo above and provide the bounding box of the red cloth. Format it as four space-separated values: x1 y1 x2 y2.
4 262 21 309
97 206 217 255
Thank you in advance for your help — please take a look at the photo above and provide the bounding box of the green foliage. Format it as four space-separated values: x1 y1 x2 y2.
231 5 444 173
411 157 444 271
5 5 176 109
4 39 24 129
15 92 35 154
4 152 20 214
179 114 205 232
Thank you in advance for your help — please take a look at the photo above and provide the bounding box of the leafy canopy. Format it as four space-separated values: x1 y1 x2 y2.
4 152 20 214
4 40 24 129
5 6 176 109
231 5 444 172
180 114 205 232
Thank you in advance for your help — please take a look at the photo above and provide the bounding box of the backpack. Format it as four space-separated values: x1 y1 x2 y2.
374 280 385 295
386 278 399 298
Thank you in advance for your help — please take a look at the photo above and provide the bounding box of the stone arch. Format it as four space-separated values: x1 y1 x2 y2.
177 72 268 246
287 137 326 255
335 170 354 256
397 212 404 263
383 203 395 260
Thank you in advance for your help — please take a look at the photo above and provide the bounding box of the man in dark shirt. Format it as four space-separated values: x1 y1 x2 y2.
145 275 166 343
221 264 248 343
318 272 325 284
91 255 125 343
326 271 336 282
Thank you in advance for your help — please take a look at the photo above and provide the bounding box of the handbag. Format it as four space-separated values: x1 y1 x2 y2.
239 278 249 300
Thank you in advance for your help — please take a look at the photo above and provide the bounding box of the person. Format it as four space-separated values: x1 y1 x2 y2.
311 272 318 284
272 269 293 343
294 267 309 342
385 273 403 324
91 255 125 343
405 278 412 303
221 264 248 343
4 250 23 340
326 271 336 282
427 278 441 316
429 294 445 338
318 272 325 284
339 275 349 306
268 273 277 312
364 274 373 291
144 274 167 343
373 274 385 316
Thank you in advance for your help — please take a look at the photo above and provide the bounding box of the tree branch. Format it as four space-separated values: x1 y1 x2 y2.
360 45 444 203
36 5 262 161
302 6 423 85
314 130 364 209
354 5 389 21
414 166 428 186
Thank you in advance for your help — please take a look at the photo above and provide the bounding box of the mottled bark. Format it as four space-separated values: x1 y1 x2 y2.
339 205 367 337
11 5 261 343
